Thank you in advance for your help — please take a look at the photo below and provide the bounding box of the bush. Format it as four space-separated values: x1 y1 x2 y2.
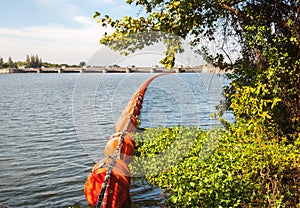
131 125 300 207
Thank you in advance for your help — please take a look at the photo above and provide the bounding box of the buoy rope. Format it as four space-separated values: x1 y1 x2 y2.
95 130 127 208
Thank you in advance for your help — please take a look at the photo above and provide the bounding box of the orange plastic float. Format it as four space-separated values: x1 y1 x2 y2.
84 74 166 208
104 132 135 164
84 158 131 208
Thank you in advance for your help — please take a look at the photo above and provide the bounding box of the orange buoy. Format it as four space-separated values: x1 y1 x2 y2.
104 132 135 163
84 158 131 208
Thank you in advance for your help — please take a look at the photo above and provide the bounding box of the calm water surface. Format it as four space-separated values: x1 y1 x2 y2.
0 73 232 207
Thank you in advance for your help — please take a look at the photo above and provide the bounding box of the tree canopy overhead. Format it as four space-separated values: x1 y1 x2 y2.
95 0 300 139
96 0 299 64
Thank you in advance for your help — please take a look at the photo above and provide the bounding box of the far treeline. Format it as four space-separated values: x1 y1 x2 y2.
92 0 300 207
0 55 87 69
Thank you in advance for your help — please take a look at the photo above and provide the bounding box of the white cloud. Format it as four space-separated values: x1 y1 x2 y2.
102 0 115 3
73 16 94 27
0 17 114 64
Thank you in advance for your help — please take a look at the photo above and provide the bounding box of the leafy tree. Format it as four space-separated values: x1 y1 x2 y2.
0 57 3 68
39 58 42 68
26 54 42 68
7 57 15 68
16 61 26 68
26 55 31 68
95 0 300 140
30 55 37 68
79 61 86 67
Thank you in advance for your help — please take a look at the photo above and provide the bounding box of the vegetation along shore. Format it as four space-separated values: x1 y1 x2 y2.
92 0 300 207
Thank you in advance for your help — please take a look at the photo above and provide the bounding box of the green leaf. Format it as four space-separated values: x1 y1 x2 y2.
93 11 100 19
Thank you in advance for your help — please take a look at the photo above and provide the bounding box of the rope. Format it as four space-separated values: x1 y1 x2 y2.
95 130 126 208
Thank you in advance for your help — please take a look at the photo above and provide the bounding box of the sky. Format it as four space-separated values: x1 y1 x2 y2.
0 0 140 65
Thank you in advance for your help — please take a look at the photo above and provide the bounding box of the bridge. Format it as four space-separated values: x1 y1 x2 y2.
0 65 221 74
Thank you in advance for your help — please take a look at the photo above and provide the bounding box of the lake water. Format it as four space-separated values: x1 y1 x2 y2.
0 73 233 207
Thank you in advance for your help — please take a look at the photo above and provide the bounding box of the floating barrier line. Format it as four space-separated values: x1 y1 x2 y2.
85 74 167 208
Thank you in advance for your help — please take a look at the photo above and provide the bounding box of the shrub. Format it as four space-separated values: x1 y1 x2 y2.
131 125 300 207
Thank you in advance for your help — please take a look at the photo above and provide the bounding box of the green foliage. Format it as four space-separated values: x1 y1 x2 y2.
131 126 300 207
96 2 300 204
95 0 300 139
79 61 86 67
0 55 85 69
7 57 16 68
227 81 282 140
0 57 4 68
226 11 300 140
131 126 203 176
26 54 42 68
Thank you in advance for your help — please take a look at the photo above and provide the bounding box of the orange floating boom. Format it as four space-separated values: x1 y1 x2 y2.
84 74 166 208
114 73 166 133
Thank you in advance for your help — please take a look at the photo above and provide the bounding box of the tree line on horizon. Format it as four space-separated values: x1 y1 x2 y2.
0 55 86 69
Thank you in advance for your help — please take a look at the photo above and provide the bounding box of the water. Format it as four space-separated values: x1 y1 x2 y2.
0 73 232 207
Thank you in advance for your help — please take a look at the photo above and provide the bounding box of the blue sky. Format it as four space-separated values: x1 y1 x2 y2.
0 1 238 67
0 0 140 64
